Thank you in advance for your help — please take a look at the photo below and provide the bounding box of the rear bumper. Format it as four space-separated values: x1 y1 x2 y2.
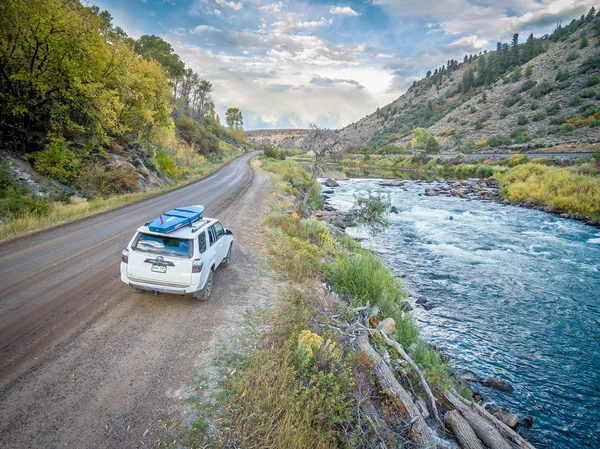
121 272 193 295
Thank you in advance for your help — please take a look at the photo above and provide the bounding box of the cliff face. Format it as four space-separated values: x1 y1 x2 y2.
245 129 311 150
340 16 600 154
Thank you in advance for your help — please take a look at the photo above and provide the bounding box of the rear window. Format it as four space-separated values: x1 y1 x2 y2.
133 233 192 258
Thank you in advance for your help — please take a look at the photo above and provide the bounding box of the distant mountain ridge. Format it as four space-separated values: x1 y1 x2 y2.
340 8 600 155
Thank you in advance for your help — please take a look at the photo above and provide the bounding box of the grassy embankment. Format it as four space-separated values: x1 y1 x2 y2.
0 144 245 243
177 157 467 449
297 152 600 221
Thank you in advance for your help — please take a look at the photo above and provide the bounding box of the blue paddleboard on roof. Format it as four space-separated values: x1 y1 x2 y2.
148 205 204 233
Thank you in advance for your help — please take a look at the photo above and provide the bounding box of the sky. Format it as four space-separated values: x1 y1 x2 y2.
90 0 597 129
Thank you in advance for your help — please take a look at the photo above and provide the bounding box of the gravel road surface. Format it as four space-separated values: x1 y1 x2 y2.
0 151 275 447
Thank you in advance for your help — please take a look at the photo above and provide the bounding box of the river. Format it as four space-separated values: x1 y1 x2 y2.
324 177 600 449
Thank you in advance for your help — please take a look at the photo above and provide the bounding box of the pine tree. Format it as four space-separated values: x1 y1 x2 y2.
580 34 589 49
511 33 520 66
525 64 533 78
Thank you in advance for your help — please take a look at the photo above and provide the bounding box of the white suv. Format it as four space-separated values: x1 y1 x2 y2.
120 206 233 300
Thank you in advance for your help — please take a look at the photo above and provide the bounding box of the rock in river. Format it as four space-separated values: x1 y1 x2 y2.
324 178 340 187
334 216 346 229
482 376 513 392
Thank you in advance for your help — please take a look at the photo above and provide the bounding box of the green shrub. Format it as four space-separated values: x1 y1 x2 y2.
560 123 575 132
531 79 554 98
79 165 140 196
500 108 512 119
458 139 478 153
487 135 513 147
581 88 598 98
155 150 181 177
469 106 477 113
326 251 409 318
581 57 600 72
510 129 532 144
32 137 81 184
555 68 570 82
530 102 540 110
589 75 600 87
571 95 583 106
504 93 522 108
517 114 529 125
590 119 600 127
556 80 572 90
520 79 537 92
566 51 580 61
533 110 547 121
546 102 562 115
263 146 287 160
354 191 391 235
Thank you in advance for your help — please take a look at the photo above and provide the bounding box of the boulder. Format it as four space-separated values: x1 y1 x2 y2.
333 216 346 229
324 178 340 187
415 296 428 305
482 376 513 392
378 317 396 335
459 372 479 383
390 206 399 214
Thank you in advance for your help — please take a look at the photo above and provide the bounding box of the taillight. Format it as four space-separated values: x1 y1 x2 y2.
192 259 203 273
121 249 129 264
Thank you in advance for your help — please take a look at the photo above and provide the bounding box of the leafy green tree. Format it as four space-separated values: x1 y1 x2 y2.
225 107 243 129
354 191 391 235
426 136 440 154
135 35 185 80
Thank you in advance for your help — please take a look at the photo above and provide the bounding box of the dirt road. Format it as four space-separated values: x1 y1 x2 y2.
0 152 276 447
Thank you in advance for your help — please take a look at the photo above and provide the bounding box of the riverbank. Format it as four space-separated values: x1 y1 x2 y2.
191 157 537 449
322 176 600 448
304 153 600 227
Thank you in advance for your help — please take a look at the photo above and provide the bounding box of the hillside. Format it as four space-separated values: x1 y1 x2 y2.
340 9 600 155
245 129 310 149
0 0 251 223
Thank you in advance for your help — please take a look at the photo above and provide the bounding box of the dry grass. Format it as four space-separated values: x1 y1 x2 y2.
496 163 600 219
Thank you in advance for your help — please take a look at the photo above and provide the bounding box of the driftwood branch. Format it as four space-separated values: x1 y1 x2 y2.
444 392 512 449
380 328 444 428
445 410 485 449
452 392 536 449
357 333 442 447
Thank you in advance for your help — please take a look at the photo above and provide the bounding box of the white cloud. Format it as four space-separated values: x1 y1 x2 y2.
329 6 361 16
191 25 219 33
215 0 243 11
259 2 284 13
295 17 332 28
213 8 221 16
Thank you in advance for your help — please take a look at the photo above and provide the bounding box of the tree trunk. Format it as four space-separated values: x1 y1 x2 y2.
452 392 536 449
443 392 512 449
357 333 441 447
380 328 443 428
445 410 485 449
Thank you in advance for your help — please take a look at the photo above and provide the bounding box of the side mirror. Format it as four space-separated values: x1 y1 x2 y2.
225 228 233 235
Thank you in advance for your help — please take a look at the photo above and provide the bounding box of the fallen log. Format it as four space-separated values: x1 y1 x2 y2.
452 392 536 449
443 392 512 449
445 410 485 449
379 328 444 428
356 333 442 447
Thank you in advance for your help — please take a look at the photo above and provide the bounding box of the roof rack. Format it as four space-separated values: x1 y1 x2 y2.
146 205 205 234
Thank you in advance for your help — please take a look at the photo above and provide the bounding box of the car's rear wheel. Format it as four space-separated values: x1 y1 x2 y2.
194 269 213 301
221 245 232 267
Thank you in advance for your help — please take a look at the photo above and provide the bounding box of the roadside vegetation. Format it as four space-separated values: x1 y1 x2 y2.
177 157 475 449
0 0 251 240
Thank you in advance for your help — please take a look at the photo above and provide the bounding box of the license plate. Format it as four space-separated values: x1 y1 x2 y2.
151 264 167 273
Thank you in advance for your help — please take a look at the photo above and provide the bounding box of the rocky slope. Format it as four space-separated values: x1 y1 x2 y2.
245 129 310 149
340 14 600 154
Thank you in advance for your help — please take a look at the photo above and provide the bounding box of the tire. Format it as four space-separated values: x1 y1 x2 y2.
221 245 232 267
130 286 143 293
193 269 213 301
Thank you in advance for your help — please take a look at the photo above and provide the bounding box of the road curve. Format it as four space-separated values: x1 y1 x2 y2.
0 151 257 391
